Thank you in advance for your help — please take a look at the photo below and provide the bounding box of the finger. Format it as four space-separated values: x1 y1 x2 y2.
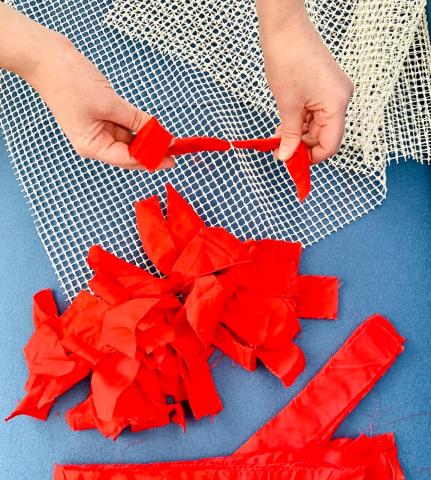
302 111 314 134
302 132 319 148
273 124 283 137
156 156 176 170
310 109 346 164
271 125 283 161
112 124 135 144
104 122 135 145
302 114 319 147
276 106 304 161
95 140 141 169
86 130 174 170
106 96 152 133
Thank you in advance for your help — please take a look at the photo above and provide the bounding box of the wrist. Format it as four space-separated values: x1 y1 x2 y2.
23 31 74 89
256 0 307 32
0 4 73 84
257 3 318 54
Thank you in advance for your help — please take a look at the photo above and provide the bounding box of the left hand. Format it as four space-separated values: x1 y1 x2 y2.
26 33 174 170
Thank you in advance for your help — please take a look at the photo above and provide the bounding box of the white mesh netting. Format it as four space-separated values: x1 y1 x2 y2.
0 0 430 301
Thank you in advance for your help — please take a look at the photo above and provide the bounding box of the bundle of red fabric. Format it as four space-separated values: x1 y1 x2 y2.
54 315 406 479
7 184 338 439
128 117 312 201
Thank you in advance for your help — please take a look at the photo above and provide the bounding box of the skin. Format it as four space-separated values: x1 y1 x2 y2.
0 1 353 169
257 0 354 164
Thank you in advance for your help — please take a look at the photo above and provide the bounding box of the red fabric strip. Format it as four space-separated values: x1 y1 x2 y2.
165 183 205 252
100 297 163 357
237 315 405 454
212 325 257 371
184 275 226 347
178 359 223 420
54 421 404 479
296 275 339 319
232 138 281 152
54 462 365 480
88 246 174 298
284 142 311 202
91 352 140 421
55 432 404 480
171 227 250 283
168 137 231 155
32 289 59 329
257 343 306 387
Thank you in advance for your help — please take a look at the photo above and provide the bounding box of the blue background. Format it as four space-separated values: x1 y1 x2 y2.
2 140 431 479
1 5 431 477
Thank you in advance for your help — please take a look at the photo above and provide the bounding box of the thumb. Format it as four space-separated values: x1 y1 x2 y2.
106 96 152 133
276 107 304 161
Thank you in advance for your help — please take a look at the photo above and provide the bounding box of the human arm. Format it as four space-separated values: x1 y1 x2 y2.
256 0 354 164
0 3 174 169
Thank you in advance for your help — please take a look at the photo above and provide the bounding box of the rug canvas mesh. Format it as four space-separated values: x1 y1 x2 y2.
0 0 429 300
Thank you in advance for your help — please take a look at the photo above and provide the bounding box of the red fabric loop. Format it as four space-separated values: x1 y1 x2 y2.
53 315 406 480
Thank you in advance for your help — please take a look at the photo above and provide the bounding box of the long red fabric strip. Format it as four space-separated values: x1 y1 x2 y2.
129 118 311 201
54 461 365 480
53 315 405 480
237 314 405 454
54 433 404 480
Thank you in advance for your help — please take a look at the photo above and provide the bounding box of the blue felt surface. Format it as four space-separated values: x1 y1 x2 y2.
1 131 431 479
2 6 431 471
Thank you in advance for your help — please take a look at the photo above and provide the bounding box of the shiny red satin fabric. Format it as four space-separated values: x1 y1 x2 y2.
129 118 311 201
54 315 405 480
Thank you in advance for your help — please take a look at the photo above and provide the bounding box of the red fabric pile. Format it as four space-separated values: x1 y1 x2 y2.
6 185 338 439
128 117 312 201
54 315 406 480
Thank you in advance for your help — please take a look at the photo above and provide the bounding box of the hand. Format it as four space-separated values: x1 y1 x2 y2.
26 35 174 170
257 2 354 164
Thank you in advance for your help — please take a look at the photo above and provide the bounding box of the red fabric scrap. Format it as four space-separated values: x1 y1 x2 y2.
184 275 226 347
296 275 339 320
165 184 205 252
54 315 406 480
135 195 178 275
7 185 338 439
129 117 174 171
171 227 251 283
6 290 90 422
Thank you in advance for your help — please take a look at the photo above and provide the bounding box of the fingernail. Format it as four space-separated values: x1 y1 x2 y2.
277 145 291 161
